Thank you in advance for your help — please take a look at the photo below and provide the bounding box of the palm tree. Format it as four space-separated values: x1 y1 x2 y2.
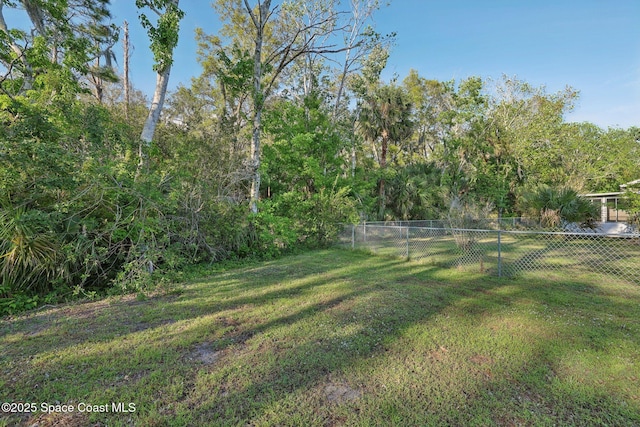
519 185 598 229
356 83 413 218
387 162 444 220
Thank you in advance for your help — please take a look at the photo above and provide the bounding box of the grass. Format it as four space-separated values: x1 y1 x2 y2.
1 248 640 426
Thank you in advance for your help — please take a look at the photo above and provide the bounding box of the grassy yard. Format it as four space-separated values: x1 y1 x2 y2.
2 249 640 426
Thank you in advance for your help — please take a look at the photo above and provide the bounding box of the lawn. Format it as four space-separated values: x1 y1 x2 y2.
2 249 640 426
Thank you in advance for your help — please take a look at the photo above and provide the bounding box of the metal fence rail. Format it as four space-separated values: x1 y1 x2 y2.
358 218 638 232
337 224 640 285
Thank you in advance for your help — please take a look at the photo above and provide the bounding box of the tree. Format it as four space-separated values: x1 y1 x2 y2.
485 76 578 192
386 162 444 220
356 82 413 218
330 0 394 120
261 93 356 246
212 0 360 212
262 93 347 197
0 0 119 96
136 0 184 164
122 20 130 117
402 69 454 161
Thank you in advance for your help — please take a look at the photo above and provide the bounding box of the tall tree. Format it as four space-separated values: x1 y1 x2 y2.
356 82 413 218
244 0 271 213
485 76 578 201
136 0 184 159
402 69 454 160
331 0 393 120
123 20 130 118
213 0 358 213
193 29 253 155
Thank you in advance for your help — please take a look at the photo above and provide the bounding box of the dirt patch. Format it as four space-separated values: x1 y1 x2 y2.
324 383 361 403
25 410 102 427
428 345 449 362
469 354 494 379
192 343 222 364
469 354 493 365
127 318 176 333
217 316 241 328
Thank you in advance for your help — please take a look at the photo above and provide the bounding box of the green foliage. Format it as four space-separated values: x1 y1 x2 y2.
136 0 185 72
263 95 347 195
518 185 599 229
0 0 118 97
251 203 298 258
619 190 640 225
0 207 64 293
0 285 39 316
265 187 359 248
386 163 445 220
260 95 359 246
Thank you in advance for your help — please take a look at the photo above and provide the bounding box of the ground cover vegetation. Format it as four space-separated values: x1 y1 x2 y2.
1 0 639 311
1 249 639 426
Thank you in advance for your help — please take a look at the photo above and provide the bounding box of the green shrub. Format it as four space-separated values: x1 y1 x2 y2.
262 187 359 249
0 283 39 316
619 190 640 225
0 207 66 293
518 185 599 229
251 203 298 258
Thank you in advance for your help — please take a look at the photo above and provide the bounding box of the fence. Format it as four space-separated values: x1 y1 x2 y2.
337 222 640 286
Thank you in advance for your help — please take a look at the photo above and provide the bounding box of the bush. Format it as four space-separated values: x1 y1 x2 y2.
263 187 359 249
518 185 599 229
251 205 298 258
619 190 640 225
0 284 39 316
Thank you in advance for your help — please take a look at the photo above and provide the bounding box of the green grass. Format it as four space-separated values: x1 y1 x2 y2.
2 249 640 426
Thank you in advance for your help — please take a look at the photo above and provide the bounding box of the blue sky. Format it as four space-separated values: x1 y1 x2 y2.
373 0 640 128
16 1 640 129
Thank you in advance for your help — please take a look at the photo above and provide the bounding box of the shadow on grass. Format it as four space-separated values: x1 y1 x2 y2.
1 248 640 426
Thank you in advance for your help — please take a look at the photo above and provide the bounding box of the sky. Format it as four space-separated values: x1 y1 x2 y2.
372 0 640 129
11 0 640 129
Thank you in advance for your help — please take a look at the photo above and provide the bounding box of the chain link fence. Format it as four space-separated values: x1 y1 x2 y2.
337 222 640 286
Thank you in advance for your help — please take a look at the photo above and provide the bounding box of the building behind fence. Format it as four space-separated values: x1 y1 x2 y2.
337 220 640 286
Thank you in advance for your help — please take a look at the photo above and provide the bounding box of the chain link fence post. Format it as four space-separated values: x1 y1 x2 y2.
351 224 355 250
405 226 410 260
498 210 503 278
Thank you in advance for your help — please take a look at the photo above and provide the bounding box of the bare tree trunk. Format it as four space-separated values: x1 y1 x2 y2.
238 0 363 212
138 65 171 173
21 0 46 36
245 0 272 214
90 56 104 103
136 0 181 177
249 104 262 213
123 20 130 119
141 61 172 143
333 49 351 118
378 132 388 218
